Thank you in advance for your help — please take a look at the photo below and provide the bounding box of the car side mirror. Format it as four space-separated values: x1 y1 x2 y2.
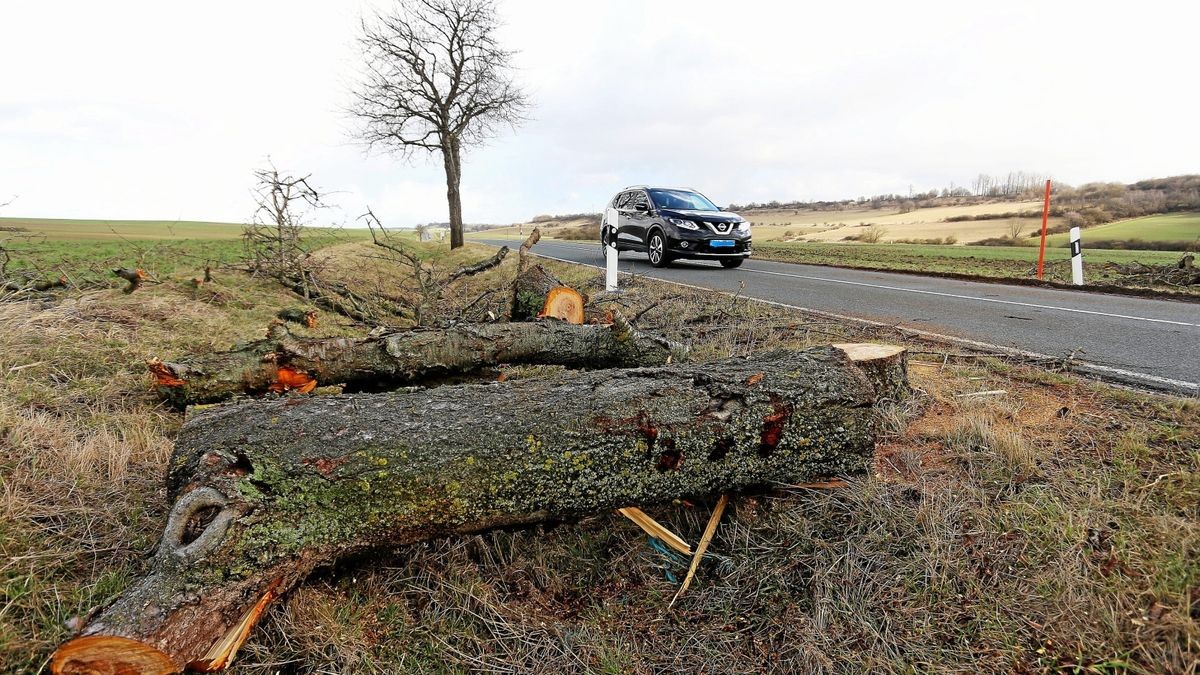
635 202 651 213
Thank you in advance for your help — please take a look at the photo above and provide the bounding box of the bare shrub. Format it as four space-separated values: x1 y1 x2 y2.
859 224 887 243
243 163 323 282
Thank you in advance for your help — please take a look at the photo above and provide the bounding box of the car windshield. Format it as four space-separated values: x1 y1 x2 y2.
647 189 719 212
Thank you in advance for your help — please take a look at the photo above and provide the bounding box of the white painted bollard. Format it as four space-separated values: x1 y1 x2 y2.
1069 226 1084 286
604 206 619 292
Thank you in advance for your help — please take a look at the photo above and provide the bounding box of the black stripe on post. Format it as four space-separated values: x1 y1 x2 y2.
1070 240 1081 257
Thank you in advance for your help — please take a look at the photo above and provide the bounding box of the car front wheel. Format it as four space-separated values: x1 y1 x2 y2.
647 231 670 268
720 258 744 269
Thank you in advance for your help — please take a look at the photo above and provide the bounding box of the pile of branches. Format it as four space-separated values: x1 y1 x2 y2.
1103 254 1198 287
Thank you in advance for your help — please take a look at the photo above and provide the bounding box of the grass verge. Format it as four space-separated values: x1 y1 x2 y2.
1 238 1196 673
752 241 1196 295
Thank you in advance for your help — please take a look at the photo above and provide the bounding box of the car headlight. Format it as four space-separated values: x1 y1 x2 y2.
668 217 700 231
735 221 751 234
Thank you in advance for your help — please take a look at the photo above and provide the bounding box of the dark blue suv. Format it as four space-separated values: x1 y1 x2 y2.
600 186 751 268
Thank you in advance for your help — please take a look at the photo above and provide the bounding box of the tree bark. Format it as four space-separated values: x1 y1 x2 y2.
54 346 884 673
444 136 464 249
148 320 682 408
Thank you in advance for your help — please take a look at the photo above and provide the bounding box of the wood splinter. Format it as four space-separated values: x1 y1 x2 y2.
670 493 730 607
617 507 692 555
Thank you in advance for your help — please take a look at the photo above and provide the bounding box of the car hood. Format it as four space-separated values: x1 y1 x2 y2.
659 209 743 223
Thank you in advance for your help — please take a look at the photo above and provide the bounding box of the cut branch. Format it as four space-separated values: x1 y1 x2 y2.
444 245 509 283
148 320 683 407
112 268 147 294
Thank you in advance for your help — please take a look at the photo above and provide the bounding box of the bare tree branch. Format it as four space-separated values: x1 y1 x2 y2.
349 0 529 249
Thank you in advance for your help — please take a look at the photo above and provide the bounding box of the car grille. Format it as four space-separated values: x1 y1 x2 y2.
704 221 735 235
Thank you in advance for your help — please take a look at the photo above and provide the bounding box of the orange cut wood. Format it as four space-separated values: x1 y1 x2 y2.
537 286 584 325
267 366 317 394
148 359 187 387
51 635 179 674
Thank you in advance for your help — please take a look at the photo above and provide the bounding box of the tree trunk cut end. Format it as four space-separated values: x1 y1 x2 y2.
52 635 179 675
832 343 910 402
537 286 585 324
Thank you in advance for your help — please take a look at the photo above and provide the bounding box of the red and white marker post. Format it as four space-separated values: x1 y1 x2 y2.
1036 179 1051 280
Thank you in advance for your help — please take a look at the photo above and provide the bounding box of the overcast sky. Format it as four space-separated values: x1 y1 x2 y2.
2 0 1197 227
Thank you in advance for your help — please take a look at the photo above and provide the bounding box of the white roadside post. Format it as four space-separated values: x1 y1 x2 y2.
1069 226 1084 286
604 206 619 292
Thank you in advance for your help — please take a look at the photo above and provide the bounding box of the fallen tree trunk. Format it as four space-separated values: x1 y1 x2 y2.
148 319 682 407
55 346 887 673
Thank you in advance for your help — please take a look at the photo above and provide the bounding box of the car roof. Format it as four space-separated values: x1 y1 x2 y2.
622 185 699 192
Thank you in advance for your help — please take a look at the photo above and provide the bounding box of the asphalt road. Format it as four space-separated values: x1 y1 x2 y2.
478 238 1200 394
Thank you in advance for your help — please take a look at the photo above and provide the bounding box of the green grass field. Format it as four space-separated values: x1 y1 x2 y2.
0 217 250 241
1 217 370 285
1046 212 1200 245
753 241 1192 290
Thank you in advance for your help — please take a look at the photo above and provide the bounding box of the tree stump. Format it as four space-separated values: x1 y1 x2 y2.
832 343 910 402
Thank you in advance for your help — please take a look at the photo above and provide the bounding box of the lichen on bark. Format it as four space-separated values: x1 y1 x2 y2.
75 346 881 669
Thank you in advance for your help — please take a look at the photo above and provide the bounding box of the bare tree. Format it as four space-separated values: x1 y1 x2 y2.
243 163 323 283
350 0 529 249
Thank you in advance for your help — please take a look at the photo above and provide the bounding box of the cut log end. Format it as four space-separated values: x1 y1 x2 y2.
267 366 316 394
148 359 187 388
51 635 178 675
537 286 585 324
832 343 910 402
276 308 319 329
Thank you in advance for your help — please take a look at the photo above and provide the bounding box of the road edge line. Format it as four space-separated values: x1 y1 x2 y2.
524 249 1200 398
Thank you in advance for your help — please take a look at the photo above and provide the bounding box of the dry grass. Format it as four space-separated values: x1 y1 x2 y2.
1 239 1197 674
0 273 356 672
